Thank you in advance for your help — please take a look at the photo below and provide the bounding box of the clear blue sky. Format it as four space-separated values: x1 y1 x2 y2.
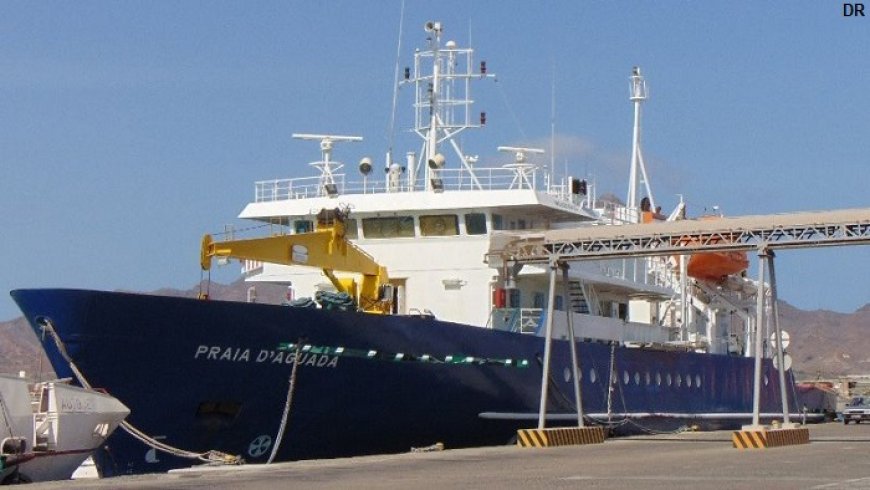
1 1 868 321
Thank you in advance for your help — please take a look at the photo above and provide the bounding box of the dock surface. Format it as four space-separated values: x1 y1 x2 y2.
28 422 870 489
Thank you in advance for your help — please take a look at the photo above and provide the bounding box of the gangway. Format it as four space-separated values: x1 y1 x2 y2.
486 207 870 433
488 208 870 263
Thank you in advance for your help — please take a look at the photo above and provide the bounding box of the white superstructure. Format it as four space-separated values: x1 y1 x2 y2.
224 22 757 355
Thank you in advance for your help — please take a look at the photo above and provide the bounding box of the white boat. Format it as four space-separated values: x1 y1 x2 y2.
0 374 128 483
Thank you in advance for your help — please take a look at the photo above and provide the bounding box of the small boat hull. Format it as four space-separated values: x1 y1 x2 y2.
687 252 750 283
0 374 129 483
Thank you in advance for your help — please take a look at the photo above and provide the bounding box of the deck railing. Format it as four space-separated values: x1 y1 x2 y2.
254 167 578 203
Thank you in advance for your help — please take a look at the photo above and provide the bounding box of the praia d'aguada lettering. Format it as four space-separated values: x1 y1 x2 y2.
193 345 339 368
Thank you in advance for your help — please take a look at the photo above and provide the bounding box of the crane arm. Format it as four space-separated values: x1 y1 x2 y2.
201 209 390 313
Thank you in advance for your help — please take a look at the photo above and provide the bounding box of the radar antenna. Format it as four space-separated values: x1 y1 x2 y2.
498 146 545 190
292 134 363 197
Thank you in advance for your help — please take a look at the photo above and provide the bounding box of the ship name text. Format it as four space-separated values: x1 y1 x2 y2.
59 396 95 412
194 345 339 368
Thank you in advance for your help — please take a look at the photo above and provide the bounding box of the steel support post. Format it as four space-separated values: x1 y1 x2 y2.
750 247 767 428
767 251 791 424
680 254 688 342
537 258 559 429
561 263 585 427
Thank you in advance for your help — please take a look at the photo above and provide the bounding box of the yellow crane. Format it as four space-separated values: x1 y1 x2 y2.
200 208 392 314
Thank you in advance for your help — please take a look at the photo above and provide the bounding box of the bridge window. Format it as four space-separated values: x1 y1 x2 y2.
344 219 358 239
362 216 415 239
294 220 313 234
492 214 504 230
420 214 458 236
465 213 487 235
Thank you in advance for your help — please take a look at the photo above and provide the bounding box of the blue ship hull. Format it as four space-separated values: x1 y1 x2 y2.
11 289 797 476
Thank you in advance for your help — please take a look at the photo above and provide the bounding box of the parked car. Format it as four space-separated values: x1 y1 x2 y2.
842 397 870 424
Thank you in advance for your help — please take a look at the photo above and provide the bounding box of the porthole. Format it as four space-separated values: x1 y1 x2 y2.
645 372 651 386
666 373 672 386
656 372 662 386
695 374 702 388
764 375 769 386
686 374 693 388
590 368 597 384
623 370 630 385
676 374 682 388
634 372 640 385
563 367 571 383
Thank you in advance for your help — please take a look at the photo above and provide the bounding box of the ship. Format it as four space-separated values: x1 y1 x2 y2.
10 21 807 477
0 373 128 483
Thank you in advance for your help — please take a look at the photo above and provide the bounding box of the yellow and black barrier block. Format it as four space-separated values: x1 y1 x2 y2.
765 427 810 447
517 426 607 448
732 427 810 449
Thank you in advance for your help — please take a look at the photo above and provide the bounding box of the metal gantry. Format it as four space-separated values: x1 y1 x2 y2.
491 208 870 264
495 207 870 430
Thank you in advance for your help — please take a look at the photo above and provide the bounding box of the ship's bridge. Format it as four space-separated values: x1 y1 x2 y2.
241 163 600 225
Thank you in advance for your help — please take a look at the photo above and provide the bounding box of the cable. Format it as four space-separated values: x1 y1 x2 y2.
39 320 242 466
267 340 302 464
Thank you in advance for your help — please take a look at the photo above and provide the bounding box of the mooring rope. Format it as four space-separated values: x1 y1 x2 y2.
267 340 302 464
606 343 616 424
39 319 242 466
0 395 15 440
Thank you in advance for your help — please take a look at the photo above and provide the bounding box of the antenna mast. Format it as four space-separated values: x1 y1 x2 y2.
627 66 655 220
401 21 494 191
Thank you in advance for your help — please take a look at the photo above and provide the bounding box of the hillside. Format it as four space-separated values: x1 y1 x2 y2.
779 302 870 378
1 280 868 379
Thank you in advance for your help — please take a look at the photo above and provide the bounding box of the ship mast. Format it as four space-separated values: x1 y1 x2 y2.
403 21 494 192
626 66 655 221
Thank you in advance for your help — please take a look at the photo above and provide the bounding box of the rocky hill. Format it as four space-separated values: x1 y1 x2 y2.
778 302 870 378
1 280 867 379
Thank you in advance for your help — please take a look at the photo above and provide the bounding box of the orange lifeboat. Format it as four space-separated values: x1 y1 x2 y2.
686 251 749 283
685 215 749 283
639 199 748 283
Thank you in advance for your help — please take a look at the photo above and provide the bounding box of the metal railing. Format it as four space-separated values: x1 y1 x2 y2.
254 167 583 203
490 308 543 334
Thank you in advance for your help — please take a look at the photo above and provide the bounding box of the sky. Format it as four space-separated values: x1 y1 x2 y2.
1 1 868 321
